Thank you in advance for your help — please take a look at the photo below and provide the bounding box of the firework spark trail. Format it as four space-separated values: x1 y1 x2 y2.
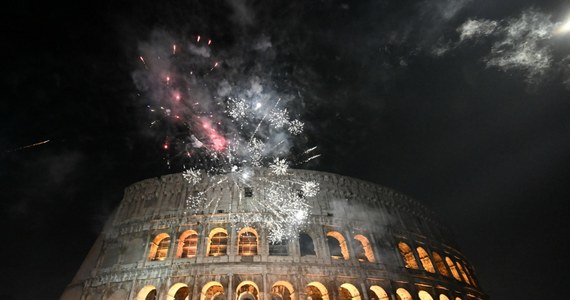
6 139 50 153
248 97 281 144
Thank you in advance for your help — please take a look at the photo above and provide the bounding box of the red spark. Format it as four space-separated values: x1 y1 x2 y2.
201 120 226 152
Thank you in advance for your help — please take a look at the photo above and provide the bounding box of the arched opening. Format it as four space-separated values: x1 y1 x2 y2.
201 281 225 300
369 285 389 300
439 295 450 300
207 228 228 256
455 298 463 300
238 228 259 256
148 233 170 261
168 283 190 300
236 281 259 300
353 234 375 262
271 281 295 300
269 239 289 256
137 285 157 300
418 291 433 300
299 233 316 256
445 257 462 281
417 247 435 273
306 282 329 300
431 252 449 276
398 242 419 269
327 231 349 260
339 283 361 300
463 265 478 287
455 261 471 284
177 230 199 258
395 288 412 300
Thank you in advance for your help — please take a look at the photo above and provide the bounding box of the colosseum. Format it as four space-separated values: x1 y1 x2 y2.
60 168 488 300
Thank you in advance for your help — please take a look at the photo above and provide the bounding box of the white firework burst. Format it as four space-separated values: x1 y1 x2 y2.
183 168 202 185
268 108 290 128
226 97 249 120
288 119 304 135
301 181 320 198
269 157 289 175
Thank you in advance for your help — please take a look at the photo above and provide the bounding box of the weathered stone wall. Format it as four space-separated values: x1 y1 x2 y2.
60 168 487 300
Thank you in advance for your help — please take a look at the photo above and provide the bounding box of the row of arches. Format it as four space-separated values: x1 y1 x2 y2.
135 280 478 300
148 227 375 263
397 242 477 287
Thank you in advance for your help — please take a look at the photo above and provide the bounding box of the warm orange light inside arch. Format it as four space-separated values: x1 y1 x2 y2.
207 228 228 256
354 234 376 262
327 231 349 260
272 281 296 300
445 257 462 281
439 295 450 300
395 288 412 300
168 282 190 300
177 230 199 258
236 280 260 300
398 242 419 269
201 281 225 300
418 290 433 300
369 285 389 300
417 247 436 273
339 283 361 300
432 252 450 277
306 281 329 300
238 227 259 256
149 233 171 261
136 285 157 300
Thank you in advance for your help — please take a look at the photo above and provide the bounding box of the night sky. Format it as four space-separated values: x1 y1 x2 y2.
2 0 570 299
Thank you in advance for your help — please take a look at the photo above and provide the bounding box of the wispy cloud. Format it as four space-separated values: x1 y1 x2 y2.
452 8 570 89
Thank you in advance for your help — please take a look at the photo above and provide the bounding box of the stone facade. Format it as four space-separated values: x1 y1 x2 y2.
60 168 488 300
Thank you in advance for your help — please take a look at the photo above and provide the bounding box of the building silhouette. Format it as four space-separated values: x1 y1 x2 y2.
60 168 488 300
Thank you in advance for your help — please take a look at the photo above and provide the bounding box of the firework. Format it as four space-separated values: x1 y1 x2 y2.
132 31 320 241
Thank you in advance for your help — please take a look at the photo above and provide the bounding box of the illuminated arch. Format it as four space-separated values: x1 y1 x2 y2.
177 230 199 258
238 227 259 256
207 228 228 256
326 231 349 260
137 285 157 300
369 285 389 300
201 281 225 300
167 283 190 300
398 242 419 269
455 298 463 300
431 252 449 276
445 257 462 281
418 291 433 300
463 264 478 287
455 261 471 284
439 295 450 300
395 288 412 300
306 282 329 300
354 234 375 262
339 283 361 300
417 247 435 273
271 281 296 300
236 280 260 300
148 233 170 261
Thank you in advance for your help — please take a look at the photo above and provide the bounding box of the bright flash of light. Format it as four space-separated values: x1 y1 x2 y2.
555 17 570 34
